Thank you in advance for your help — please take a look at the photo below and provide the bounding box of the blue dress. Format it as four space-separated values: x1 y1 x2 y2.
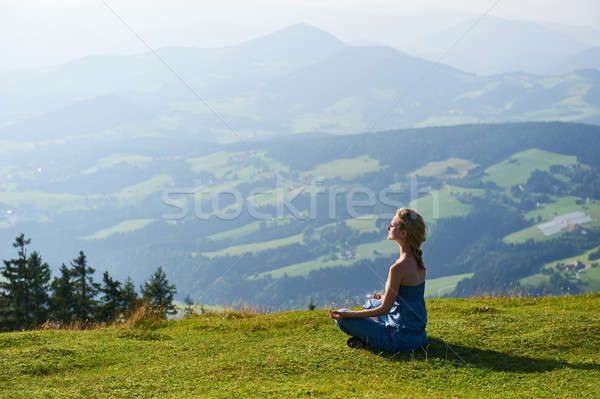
384 281 428 334
335 282 428 352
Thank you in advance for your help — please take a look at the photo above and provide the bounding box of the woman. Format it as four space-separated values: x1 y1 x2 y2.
329 207 428 352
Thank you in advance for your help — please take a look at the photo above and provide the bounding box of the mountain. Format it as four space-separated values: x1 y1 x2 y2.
0 23 343 124
542 22 600 48
416 16 589 76
2 23 600 143
565 47 600 71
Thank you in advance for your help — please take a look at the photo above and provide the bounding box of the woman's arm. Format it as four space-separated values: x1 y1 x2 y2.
331 264 403 319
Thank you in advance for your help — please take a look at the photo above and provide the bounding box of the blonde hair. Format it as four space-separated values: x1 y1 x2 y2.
395 208 428 269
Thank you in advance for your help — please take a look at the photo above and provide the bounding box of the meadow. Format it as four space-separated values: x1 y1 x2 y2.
1 294 598 398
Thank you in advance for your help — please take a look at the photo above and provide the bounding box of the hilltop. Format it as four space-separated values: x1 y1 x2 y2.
1 294 599 398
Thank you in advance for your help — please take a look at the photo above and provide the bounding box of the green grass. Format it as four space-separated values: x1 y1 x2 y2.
0 191 95 212
252 216 473 280
203 233 305 259
254 255 356 279
302 155 385 180
81 154 152 175
2 295 599 398
186 151 243 177
483 148 578 188
409 158 479 179
0 173 175 213
524 196 599 222
519 245 600 293
218 216 384 278
503 197 600 244
344 214 379 233
187 151 289 178
291 97 366 134
409 185 474 222
207 218 293 241
253 237 398 279
82 219 156 240
503 225 549 244
313 214 380 235
113 174 175 207
250 220 387 279
424 273 474 298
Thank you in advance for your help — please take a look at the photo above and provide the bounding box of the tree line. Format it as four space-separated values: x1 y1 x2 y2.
0 234 177 332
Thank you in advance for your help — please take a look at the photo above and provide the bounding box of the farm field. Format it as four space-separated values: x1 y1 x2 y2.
483 148 578 188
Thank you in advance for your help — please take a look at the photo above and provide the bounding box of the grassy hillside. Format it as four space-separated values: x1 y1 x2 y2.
483 148 578 189
2 121 600 308
502 197 600 244
520 246 600 292
1 295 599 398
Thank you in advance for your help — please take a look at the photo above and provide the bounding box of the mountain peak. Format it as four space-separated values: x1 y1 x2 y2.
238 23 344 55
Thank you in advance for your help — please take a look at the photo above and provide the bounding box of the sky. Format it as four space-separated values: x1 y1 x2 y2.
1 0 599 72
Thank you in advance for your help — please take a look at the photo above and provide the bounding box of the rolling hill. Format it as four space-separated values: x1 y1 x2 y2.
1 121 600 309
2 24 600 145
1 294 599 397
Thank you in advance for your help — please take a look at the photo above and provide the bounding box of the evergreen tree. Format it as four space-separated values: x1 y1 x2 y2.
0 293 10 332
140 266 177 318
50 263 75 324
97 271 123 322
121 277 139 314
0 234 31 330
25 251 51 327
70 251 99 321
183 295 195 318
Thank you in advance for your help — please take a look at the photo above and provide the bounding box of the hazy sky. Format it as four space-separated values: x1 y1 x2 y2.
1 0 599 72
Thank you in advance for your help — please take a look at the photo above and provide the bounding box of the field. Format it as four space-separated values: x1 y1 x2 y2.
252 237 397 279
424 273 474 298
301 155 385 181
203 233 304 259
408 157 478 179
503 197 600 244
503 225 548 245
519 245 600 292
207 218 293 241
344 214 379 233
1 295 599 398
408 184 475 222
82 219 156 240
81 154 152 175
112 174 175 207
482 148 578 188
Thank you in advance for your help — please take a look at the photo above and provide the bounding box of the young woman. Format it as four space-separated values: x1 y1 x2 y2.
329 207 428 352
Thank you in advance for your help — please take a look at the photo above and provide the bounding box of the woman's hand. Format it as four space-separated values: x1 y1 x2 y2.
372 292 383 300
329 309 351 320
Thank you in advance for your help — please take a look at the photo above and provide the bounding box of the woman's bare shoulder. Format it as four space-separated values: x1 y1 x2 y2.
391 256 417 269
391 257 424 282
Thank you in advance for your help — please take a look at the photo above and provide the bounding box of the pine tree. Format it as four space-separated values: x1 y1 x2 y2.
25 251 51 328
140 266 177 318
0 294 11 332
121 277 139 314
70 251 99 321
183 295 195 318
50 263 75 324
97 271 123 322
308 297 316 311
0 234 31 330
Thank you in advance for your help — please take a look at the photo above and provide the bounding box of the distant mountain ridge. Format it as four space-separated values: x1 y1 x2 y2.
1 23 600 143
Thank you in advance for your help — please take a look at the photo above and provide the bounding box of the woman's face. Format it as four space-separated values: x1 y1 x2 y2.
387 216 405 241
